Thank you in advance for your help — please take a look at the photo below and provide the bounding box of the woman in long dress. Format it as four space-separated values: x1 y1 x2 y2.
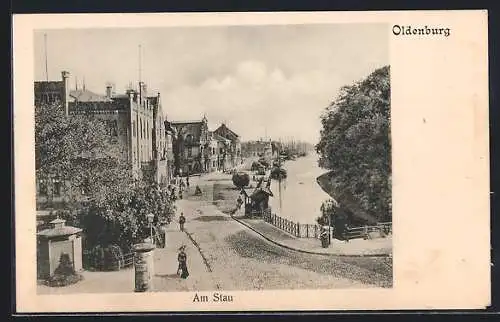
177 246 189 279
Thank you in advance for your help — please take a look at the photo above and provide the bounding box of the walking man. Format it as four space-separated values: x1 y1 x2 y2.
179 213 186 232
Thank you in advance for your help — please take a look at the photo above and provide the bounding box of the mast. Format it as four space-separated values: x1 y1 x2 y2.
44 33 49 81
138 44 142 104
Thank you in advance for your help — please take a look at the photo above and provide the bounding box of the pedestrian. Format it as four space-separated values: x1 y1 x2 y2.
179 213 186 232
236 195 243 210
177 245 189 279
186 176 190 189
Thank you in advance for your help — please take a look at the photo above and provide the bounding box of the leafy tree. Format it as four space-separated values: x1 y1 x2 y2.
270 167 287 180
316 66 391 222
35 102 132 204
258 158 270 168
76 182 176 252
232 172 250 189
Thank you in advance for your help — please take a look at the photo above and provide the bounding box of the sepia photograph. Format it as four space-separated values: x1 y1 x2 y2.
13 11 490 312
34 24 392 294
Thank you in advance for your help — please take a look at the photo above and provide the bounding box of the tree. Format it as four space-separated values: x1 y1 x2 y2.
232 172 250 189
270 167 287 180
35 102 132 205
77 182 176 252
316 66 391 222
257 158 270 169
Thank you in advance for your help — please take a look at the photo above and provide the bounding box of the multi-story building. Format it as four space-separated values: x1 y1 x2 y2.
170 116 210 176
34 71 173 208
241 139 273 159
213 123 242 169
210 132 232 172
205 132 219 172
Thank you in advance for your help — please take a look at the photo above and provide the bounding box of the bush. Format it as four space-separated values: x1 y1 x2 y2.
270 167 287 180
45 253 83 287
232 172 250 189
87 244 125 271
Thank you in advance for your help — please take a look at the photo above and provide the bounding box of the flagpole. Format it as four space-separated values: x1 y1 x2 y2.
44 33 49 81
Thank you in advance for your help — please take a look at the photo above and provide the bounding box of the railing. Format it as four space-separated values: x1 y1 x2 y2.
83 250 135 271
263 212 321 238
345 222 392 240
263 212 392 240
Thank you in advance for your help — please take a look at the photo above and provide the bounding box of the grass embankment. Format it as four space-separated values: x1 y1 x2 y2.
316 171 379 225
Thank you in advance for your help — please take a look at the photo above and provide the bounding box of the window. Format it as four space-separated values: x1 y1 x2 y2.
108 120 118 136
212 147 215 154
53 180 62 197
140 119 143 139
188 148 192 157
38 180 47 196
213 161 216 167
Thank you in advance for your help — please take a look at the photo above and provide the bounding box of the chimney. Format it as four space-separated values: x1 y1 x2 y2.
106 84 113 98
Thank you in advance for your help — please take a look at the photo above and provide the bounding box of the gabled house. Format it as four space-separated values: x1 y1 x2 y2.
170 116 210 176
213 123 242 169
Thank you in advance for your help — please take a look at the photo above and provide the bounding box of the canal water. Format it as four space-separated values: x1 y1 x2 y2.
268 153 332 224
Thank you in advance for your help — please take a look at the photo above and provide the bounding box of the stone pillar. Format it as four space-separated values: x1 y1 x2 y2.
133 243 155 292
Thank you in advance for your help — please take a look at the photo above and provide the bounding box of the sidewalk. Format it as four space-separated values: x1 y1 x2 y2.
233 213 392 257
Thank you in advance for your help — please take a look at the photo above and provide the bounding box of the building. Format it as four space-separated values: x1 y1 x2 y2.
241 139 273 159
34 71 173 208
211 132 232 172
34 71 71 115
205 132 219 172
170 116 210 176
213 123 242 169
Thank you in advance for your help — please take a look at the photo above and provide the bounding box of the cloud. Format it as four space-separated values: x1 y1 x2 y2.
161 60 346 143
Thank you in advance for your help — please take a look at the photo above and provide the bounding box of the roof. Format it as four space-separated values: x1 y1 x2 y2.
112 94 129 99
69 89 111 102
216 123 240 139
50 218 65 224
211 133 231 143
170 120 205 125
34 81 64 92
37 225 82 238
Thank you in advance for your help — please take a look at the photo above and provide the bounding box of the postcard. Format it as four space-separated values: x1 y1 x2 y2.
13 10 490 312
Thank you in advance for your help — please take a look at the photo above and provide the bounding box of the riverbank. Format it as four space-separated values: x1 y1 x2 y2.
234 216 392 257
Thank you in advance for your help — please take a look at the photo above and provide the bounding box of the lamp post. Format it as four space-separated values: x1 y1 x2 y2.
146 213 154 244
49 177 57 209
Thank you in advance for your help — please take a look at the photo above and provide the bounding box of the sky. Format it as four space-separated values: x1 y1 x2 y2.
34 24 389 143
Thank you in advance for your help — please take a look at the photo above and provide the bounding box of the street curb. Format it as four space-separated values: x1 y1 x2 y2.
183 230 213 272
230 215 391 258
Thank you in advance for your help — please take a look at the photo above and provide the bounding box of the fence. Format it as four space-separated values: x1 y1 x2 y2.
83 250 135 271
263 212 392 240
263 212 326 238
